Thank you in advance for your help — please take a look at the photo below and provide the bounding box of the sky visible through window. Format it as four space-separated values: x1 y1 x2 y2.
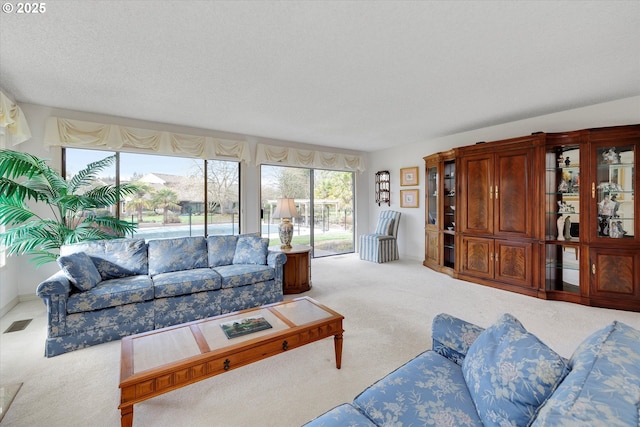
65 149 199 181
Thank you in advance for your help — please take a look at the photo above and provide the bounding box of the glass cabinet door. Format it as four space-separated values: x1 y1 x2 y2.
443 160 456 268
594 144 635 240
545 145 580 293
427 165 438 227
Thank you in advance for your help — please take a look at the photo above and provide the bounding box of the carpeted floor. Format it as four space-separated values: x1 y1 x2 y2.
1 254 639 426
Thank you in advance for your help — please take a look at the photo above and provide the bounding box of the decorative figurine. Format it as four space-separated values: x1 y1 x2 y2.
557 216 565 241
564 216 572 240
565 156 571 166
601 148 620 164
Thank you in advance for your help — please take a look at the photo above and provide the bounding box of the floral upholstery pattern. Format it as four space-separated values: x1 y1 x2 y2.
36 235 286 357
233 236 269 265
60 238 148 279
66 275 154 313
57 252 102 291
432 313 484 366
152 268 222 298
303 404 377 427
148 236 208 275
46 302 155 356
220 281 281 314
353 351 483 427
462 313 569 427
212 264 275 288
305 313 639 427
532 321 640 427
207 235 239 267
153 291 222 329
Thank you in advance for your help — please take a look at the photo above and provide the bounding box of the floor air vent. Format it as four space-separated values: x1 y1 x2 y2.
3 319 32 333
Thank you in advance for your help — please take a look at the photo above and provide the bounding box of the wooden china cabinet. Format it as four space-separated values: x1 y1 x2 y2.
424 124 639 312
423 150 456 274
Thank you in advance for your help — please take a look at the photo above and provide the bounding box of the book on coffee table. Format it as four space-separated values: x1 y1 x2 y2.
220 316 273 339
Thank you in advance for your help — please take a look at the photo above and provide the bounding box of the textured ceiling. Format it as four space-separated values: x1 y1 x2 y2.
1 1 639 152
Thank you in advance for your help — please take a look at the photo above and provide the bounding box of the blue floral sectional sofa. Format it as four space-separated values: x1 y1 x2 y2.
303 313 640 426
36 234 287 357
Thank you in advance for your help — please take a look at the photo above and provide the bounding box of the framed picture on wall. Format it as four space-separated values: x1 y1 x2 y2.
400 166 419 186
400 189 419 208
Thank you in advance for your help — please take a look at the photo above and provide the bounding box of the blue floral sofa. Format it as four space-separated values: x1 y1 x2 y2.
303 313 640 426
36 234 286 357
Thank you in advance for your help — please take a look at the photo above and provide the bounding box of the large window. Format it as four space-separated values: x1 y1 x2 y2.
64 148 240 239
261 165 354 257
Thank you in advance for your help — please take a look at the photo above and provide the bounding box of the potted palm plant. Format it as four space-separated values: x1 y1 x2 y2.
0 149 139 265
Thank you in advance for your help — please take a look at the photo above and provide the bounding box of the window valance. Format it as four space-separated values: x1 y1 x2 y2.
256 143 365 172
44 117 251 163
0 90 32 146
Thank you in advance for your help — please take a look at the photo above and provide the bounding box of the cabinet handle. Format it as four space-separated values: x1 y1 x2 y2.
592 182 595 199
592 264 596 275
490 186 493 199
490 253 494 262
495 252 499 263
495 186 498 199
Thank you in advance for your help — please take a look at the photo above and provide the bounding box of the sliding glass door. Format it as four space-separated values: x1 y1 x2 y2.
260 165 354 257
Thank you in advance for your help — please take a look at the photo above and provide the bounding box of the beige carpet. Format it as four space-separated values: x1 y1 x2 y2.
2 254 640 427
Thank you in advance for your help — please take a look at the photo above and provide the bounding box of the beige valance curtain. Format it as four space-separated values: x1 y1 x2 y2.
0 90 32 146
256 143 365 172
44 117 251 163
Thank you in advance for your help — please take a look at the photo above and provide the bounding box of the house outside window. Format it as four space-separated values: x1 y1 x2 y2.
63 148 240 239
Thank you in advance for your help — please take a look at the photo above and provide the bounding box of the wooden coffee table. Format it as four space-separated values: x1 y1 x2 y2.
118 297 344 427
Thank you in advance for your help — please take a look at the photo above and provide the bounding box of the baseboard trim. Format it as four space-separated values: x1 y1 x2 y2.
0 294 39 319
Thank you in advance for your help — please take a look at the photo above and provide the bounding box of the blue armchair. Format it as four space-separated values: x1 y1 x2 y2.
359 210 401 263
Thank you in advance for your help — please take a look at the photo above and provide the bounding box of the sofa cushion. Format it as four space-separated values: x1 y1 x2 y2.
60 238 148 280
148 236 208 275
462 313 569 427
212 264 275 289
233 236 269 265
353 351 483 426
531 321 640 427
207 235 239 267
152 268 222 298
66 275 154 314
57 252 102 291
302 403 377 427
374 217 394 235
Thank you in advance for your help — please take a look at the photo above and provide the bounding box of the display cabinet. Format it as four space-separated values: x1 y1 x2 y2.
375 170 390 206
424 125 639 311
544 136 582 299
423 150 456 274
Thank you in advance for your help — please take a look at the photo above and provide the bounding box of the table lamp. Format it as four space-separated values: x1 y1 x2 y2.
273 198 298 249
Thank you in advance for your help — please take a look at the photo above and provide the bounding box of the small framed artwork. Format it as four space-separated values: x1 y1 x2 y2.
400 166 419 186
400 189 419 208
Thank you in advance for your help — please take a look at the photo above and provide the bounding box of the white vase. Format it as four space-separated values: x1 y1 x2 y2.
557 216 565 241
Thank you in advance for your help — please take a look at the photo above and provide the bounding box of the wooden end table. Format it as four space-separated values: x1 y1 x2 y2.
119 297 343 427
270 245 312 294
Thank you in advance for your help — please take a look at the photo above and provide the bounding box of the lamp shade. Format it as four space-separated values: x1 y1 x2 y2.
273 198 298 219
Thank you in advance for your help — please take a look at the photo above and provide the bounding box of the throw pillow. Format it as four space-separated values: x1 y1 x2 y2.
462 313 569 427
57 252 102 292
233 236 269 265
375 217 394 235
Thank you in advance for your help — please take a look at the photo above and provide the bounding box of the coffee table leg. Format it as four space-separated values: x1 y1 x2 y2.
334 333 343 369
121 404 133 427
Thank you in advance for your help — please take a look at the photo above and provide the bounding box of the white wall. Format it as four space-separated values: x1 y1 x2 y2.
1 96 638 314
367 96 640 262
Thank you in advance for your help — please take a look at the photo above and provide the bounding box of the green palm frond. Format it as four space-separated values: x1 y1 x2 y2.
0 178 42 204
0 149 138 265
0 200 35 225
67 155 115 193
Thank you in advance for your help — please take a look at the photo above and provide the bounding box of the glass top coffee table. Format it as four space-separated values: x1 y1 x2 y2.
118 297 344 427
